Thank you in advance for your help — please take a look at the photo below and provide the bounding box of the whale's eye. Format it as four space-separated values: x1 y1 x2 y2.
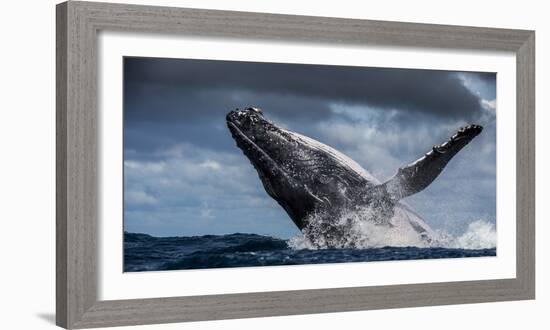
246 107 263 115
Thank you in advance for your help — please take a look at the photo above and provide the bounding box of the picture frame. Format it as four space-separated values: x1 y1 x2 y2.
56 1 535 328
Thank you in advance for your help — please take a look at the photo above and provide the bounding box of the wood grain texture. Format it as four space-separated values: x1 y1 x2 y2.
56 3 68 328
77 1 531 51
56 1 536 328
57 1 99 327
515 32 536 297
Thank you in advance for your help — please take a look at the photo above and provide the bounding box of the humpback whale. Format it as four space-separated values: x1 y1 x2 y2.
227 107 483 248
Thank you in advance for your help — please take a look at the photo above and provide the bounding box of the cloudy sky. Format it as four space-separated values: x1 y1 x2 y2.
123 57 496 238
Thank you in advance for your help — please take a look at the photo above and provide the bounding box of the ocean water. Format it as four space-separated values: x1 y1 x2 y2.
124 232 496 272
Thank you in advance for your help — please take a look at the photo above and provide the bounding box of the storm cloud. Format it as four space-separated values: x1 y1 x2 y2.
124 57 494 122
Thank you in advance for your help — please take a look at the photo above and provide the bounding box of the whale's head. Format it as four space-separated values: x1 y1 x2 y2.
226 107 374 229
226 107 300 175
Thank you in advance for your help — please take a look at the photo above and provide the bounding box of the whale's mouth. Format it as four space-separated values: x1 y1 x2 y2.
227 119 285 177
226 108 279 163
227 120 265 159
227 119 291 200
227 119 269 157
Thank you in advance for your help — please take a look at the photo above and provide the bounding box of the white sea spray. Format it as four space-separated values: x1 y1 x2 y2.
288 205 431 250
287 206 496 251
431 220 497 249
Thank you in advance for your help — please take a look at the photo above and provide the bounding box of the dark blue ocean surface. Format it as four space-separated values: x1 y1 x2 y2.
124 232 496 272
124 233 496 272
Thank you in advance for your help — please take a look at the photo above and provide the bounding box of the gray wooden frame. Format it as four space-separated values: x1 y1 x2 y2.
56 1 535 328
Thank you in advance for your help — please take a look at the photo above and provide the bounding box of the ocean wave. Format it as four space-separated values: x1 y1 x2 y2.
124 205 496 272
124 229 496 272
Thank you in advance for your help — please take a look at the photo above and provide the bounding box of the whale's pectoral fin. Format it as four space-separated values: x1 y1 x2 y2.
380 124 483 200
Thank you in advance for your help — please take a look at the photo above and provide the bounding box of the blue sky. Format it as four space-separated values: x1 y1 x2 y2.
123 57 496 238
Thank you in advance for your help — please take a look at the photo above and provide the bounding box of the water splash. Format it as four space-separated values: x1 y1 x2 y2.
433 220 496 249
287 205 496 251
289 205 432 250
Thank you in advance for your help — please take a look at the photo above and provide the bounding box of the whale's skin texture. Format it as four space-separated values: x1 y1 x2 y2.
226 107 483 248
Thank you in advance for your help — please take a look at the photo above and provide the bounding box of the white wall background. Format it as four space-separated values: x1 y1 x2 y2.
0 0 547 329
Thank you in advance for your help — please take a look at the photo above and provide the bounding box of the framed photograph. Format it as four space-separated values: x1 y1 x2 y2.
56 1 535 328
